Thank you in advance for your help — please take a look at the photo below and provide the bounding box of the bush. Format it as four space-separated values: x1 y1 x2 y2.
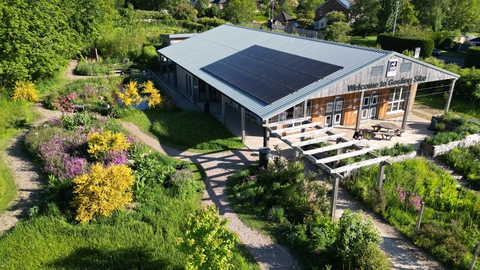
168 169 203 199
11 81 39 102
434 122 446 132
87 131 131 160
424 131 464 145
71 163 135 224
139 45 160 70
376 142 414 157
177 205 238 270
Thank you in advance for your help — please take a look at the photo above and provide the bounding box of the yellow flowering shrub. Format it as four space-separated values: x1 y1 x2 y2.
11 81 39 102
72 163 135 224
141 80 162 108
87 131 131 159
118 81 143 107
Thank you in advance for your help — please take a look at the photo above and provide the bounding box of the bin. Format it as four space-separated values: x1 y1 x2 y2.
428 118 438 131
259 147 270 169
204 101 210 114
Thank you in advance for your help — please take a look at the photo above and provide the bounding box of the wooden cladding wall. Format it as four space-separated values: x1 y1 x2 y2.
309 88 392 126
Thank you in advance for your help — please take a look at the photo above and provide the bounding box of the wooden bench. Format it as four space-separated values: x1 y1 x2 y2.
380 132 395 140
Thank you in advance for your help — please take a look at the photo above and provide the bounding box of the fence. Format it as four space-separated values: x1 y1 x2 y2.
247 22 325 40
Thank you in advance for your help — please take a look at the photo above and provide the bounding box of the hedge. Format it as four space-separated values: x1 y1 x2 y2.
464 46 480 69
376 35 434 57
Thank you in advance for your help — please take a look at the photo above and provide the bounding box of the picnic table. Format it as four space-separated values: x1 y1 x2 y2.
371 122 404 136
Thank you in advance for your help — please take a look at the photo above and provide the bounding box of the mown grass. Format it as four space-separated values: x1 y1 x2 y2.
415 95 480 119
121 108 245 153
0 185 258 269
350 36 378 47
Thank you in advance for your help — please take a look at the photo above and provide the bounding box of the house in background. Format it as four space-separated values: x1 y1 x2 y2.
273 12 297 27
470 36 480 46
157 25 459 145
314 0 353 30
209 0 226 9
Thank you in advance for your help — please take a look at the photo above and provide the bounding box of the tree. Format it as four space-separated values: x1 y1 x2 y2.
172 3 198 21
297 0 324 20
410 0 449 31
349 0 381 36
195 0 209 17
443 0 480 32
376 0 398 33
397 1 420 27
324 11 351 43
223 0 256 24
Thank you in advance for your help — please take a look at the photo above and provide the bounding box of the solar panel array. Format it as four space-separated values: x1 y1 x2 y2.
202 45 343 104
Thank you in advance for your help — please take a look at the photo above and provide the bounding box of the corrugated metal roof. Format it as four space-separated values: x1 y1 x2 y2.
158 24 457 120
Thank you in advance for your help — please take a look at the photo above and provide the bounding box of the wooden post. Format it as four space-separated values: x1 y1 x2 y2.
413 202 425 240
445 78 457 113
469 241 480 270
221 94 226 125
355 91 365 132
373 161 386 210
263 126 270 148
331 177 339 222
241 107 245 142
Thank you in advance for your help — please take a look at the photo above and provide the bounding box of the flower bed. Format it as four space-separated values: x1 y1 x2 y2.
440 145 480 184
344 157 480 270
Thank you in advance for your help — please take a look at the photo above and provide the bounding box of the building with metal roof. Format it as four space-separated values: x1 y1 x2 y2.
157 24 459 145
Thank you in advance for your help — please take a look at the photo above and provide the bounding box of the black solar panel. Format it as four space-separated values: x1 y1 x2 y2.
202 45 343 104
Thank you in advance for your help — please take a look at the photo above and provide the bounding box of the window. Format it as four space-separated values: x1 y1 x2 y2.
326 103 333 113
372 95 378 105
335 100 343 111
363 97 370 106
325 115 331 126
334 114 341 124
387 87 406 114
361 109 368 118
306 100 312 116
319 11 323 16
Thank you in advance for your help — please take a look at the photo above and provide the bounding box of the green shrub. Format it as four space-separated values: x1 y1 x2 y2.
376 142 414 157
167 169 203 199
267 206 285 224
440 146 480 183
425 131 464 145
139 45 160 70
75 61 111 75
464 46 480 69
434 122 446 132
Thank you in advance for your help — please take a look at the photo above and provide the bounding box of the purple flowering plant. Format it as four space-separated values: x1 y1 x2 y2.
395 185 423 211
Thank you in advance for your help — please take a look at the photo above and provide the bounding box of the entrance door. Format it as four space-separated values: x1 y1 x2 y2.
361 93 379 120
325 98 344 127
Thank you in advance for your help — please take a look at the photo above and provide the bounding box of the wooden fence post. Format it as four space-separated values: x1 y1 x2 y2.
469 241 480 270
331 177 339 222
373 161 386 210
413 202 425 240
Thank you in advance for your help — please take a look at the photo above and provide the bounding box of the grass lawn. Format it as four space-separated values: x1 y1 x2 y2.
441 50 465 58
121 108 245 153
415 95 480 119
350 36 377 47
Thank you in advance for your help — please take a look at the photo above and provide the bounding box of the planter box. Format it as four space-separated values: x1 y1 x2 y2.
431 115 459 131
387 151 417 163
419 134 480 157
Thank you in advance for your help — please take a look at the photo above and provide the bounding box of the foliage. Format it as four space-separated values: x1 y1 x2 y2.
53 93 77 114
168 169 204 199
119 81 143 107
140 45 160 70
324 12 351 43
441 146 480 183
75 60 112 76
223 0 256 24
375 143 414 157
376 34 435 57
333 209 386 270
344 157 480 269
173 3 198 21
349 0 381 36
11 81 39 102
198 17 226 28
141 81 162 108
465 46 480 69
87 131 131 160
424 131 464 145
72 163 135 224
177 205 239 270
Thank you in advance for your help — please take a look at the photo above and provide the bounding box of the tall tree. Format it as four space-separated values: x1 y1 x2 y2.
397 1 419 27
443 0 480 32
376 0 398 33
324 11 351 43
349 0 381 36
195 0 209 17
0 0 76 85
223 0 256 24
410 0 449 31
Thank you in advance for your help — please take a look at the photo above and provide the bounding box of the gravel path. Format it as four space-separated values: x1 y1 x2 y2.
120 121 300 269
0 103 62 234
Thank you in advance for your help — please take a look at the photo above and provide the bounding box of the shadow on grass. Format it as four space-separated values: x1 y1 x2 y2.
47 246 180 270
